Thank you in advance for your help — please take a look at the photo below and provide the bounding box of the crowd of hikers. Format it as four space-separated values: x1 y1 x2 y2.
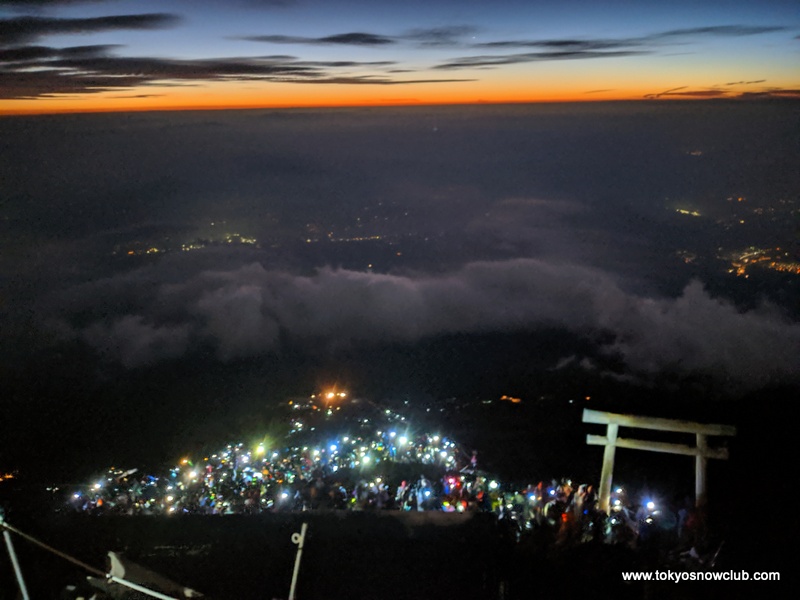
61 459 704 553
52 395 707 555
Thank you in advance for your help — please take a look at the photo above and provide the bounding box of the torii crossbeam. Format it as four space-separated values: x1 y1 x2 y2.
583 408 736 513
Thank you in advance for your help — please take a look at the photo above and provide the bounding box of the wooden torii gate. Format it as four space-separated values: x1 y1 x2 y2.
583 408 736 514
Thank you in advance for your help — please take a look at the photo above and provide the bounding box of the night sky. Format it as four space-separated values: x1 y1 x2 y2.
0 0 799 487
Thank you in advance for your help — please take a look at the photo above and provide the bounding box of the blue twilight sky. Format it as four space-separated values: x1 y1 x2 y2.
1 0 798 112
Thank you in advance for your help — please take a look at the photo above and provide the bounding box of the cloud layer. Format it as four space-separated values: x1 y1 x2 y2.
51 257 800 390
0 13 180 45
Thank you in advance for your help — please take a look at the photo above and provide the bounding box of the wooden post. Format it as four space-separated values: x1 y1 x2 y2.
696 433 708 508
598 424 618 514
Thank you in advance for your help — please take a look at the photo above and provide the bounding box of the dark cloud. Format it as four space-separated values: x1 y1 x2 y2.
83 315 191 368
236 35 304 44
238 32 395 46
678 91 729 97
0 43 119 62
0 13 181 46
109 93 166 98
654 25 787 38
3 0 117 6
0 54 313 99
646 86 687 98
401 26 479 46
449 23 788 71
321 32 394 45
475 24 787 52
292 60 395 68
242 23 771 59
645 89 728 98
0 69 151 98
4 1 114 4
289 75 475 85
48 257 800 387
724 79 766 86
0 51 465 99
644 83 799 99
736 89 800 98
240 0 296 5
239 27 479 48
434 50 647 70
47 55 314 78
477 38 640 51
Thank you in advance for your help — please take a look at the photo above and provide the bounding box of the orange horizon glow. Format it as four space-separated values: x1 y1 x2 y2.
0 90 683 116
0 73 684 115
5 77 796 116
5 65 797 116
0 98 630 116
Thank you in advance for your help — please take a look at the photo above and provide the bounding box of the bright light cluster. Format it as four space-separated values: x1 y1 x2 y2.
65 393 464 515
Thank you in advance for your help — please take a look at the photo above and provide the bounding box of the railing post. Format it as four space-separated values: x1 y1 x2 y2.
288 522 308 600
2 522 31 600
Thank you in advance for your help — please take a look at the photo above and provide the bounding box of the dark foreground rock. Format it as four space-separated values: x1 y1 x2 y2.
2 508 789 600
